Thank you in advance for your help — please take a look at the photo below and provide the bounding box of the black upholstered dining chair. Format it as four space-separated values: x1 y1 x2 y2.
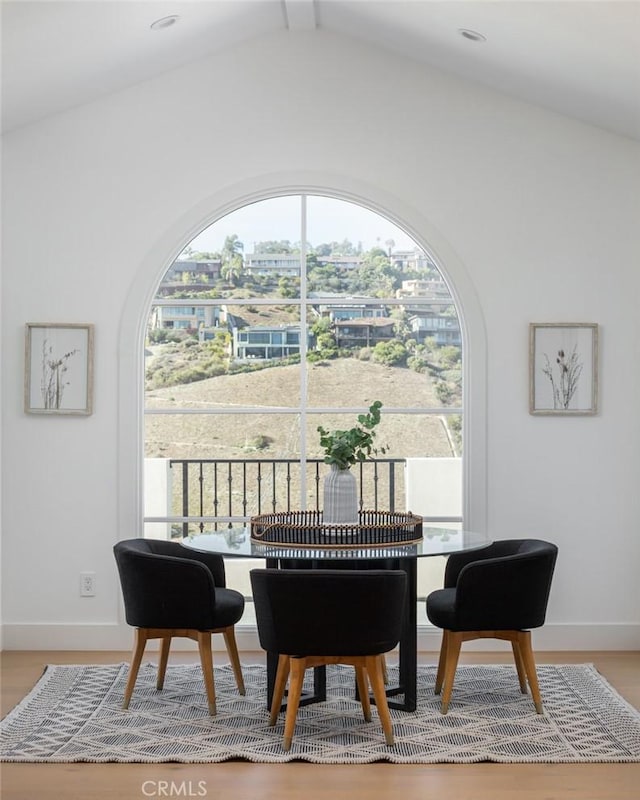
426 539 558 714
113 538 246 715
250 568 407 750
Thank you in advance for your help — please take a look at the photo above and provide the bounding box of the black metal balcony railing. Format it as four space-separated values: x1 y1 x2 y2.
167 458 406 537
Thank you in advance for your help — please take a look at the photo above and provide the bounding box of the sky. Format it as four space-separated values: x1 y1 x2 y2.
187 194 421 256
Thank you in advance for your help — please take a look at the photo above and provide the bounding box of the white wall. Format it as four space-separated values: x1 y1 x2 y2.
2 29 639 650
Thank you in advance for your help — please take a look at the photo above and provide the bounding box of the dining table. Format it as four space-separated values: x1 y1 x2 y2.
182 524 491 712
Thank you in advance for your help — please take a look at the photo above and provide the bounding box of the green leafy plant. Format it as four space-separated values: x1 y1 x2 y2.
317 400 385 470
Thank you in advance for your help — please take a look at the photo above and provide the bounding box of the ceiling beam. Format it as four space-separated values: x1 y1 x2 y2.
282 0 317 32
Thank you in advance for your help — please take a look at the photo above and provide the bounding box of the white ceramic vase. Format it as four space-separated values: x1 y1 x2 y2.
323 464 359 524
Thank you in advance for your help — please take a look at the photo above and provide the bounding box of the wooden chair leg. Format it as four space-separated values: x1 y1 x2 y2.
355 664 372 722
197 631 217 715
123 628 148 709
283 658 306 751
440 631 463 714
434 630 449 695
511 638 528 694
156 635 172 690
270 654 290 726
222 626 245 695
366 655 394 746
381 653 388 685
517 631 543 713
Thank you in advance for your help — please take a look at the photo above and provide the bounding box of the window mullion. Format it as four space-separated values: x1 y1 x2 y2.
299 195 308 507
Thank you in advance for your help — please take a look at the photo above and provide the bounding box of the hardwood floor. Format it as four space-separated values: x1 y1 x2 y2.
2 649 640 800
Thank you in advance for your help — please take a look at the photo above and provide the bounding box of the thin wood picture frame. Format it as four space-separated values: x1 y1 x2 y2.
529 323 598 415
24 323 94 415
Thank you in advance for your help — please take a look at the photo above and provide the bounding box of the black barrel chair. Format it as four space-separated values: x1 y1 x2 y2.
426 539 558 714
276 556 399 683
250 568 407 750
114 538 246 715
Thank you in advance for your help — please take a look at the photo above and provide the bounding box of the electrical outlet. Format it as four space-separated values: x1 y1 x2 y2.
80 572 96 597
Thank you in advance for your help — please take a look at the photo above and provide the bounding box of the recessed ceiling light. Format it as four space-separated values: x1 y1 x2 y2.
150 15 180 32
458 28 486 43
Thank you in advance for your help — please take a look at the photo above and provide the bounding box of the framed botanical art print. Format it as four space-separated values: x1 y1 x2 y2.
529 323 598 415
24 323 94 415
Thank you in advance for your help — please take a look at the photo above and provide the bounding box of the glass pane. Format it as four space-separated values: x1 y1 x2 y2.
224 304 302 362
145 322 232 395
306 195 441 299
306 411 457 461
145 413 315 521
145 456 321 521
305 411 457 513
305 299 461 371
145 309 303 408
306 348 462 415
145 412 301 459
171 195 303 301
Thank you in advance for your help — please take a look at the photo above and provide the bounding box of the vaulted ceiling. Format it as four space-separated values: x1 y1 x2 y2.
2 1 639 140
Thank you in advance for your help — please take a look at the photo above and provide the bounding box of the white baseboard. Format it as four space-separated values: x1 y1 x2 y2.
417 623 640 652
0 623 261 653
2 622 638 652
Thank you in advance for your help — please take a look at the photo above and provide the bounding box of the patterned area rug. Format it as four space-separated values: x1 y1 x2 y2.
2 663 640 763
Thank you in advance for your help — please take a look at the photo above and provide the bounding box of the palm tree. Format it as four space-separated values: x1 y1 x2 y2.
221 234 244 286
221 234 243 262
221 259 242 286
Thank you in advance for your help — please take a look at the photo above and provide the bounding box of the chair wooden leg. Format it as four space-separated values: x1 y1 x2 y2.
270 654 290 726
434 630 449 695
440 631 463 714
156 635 172 690
366 655 394 746
381 653 388 685
511 638 528 694
283 658 306 751
197 631 217 715
355 664 372 722
123 628 148 709
222 626 245 696
517 631 543 713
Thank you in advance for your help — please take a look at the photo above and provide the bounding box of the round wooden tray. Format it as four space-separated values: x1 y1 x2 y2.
250 510 423 548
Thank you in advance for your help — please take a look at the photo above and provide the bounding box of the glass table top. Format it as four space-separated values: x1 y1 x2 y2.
181 525 491 561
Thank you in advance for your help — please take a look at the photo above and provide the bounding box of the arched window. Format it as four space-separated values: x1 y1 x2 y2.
142 193 465 623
